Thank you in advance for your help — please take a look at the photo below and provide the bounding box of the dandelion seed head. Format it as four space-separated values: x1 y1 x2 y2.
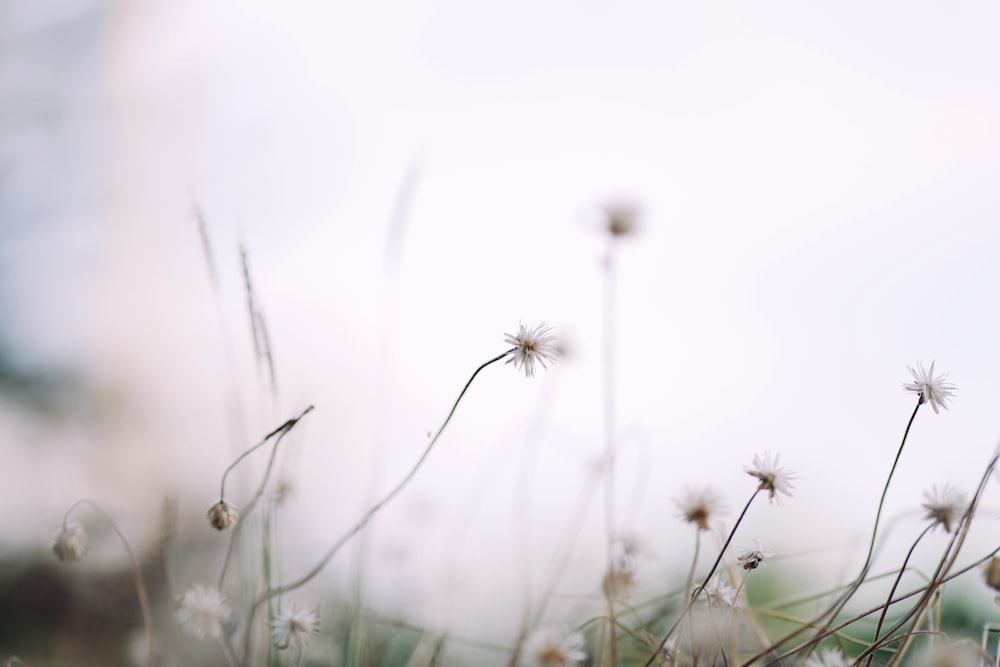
272 604 319 652
922 484 967 533
176 584 232 640
745 451 797 503
207 500 239 531
52 523 87 562
522 629 586 667
504 322 558 378
903 361 956 414
675 486 724 531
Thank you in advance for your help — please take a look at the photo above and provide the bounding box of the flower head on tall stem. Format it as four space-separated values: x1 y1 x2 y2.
922 484 967 533
52 522 87 562
504 322 558 378
176 584 233 640
522 629 586 666
675 486 725 531
207 500 239 531
745 451 797 503
903 361 956 414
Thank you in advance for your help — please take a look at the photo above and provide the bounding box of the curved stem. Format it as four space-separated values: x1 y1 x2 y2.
256 350 512 606
863 523 934 667
644 489 761 667
811 401 921 640
218 405 314 500
65 499 156 667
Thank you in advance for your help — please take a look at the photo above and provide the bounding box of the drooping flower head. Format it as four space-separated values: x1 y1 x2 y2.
272 604 319 652
52 523 87 562
736 540 773 571
522 628 587 667
745 451 797 503
903 362 956 414
922 484 967 533
675 486 725 531
504 322 558 378
207 500 239 531
176 584 233 640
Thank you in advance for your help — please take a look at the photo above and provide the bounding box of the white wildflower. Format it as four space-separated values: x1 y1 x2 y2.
703 577 737 608
922 484 967 533
675 486 724 531
52 523 87 562
504 322 558 378
903 361 956 414
176 584 232 640
745 451 797 503
805 647 851 667
522 628 586 666
272 604 319 652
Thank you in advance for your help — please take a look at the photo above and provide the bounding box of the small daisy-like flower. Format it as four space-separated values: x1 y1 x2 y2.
703 577 737 608
804 647 851 667
745 451 797 503
922 484 967 533
903 361 956 414
176 584 232 640
207 500 239 531
272 604 319 652
522 628 586 667
52 523 87 562
736 540 773 571
675 486 724 531
603 201 640 238
504 322 558 378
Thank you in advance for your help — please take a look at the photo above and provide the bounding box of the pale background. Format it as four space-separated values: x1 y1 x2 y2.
4 0 1000 652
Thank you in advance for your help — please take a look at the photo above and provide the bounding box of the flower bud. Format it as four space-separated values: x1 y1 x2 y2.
207 500 239 531
52 523 87 562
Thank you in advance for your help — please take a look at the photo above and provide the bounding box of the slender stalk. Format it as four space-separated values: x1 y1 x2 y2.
644 489 762 667
63 499 156 667
809 401 921 642
603 244 620 667
863 523 934 667
257 350 512 606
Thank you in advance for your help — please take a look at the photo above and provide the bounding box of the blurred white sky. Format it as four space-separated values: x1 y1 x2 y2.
5 0 1000 646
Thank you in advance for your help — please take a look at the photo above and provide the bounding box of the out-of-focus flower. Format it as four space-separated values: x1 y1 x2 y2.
703 577 737 608
675 486 724 531
52 523 87 562
603 201 641 238
272 604 319 652
903 362 956 414
176 584 232 640
504 322 558 378
984 557 1000 592
745 451 797 503
922 484 967 533
804 647 851 667
522 628 586 666
207 500 239 531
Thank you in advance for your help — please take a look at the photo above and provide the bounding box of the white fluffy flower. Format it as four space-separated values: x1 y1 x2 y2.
903 361 956 414
504 322 558 378
52 523 87 562
745 451 797 503
674 486 724 531
922 484 967 533
176 585 232 640
522 628 586 666
703 577 737 608
805 648 851 667
272 604 319 652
